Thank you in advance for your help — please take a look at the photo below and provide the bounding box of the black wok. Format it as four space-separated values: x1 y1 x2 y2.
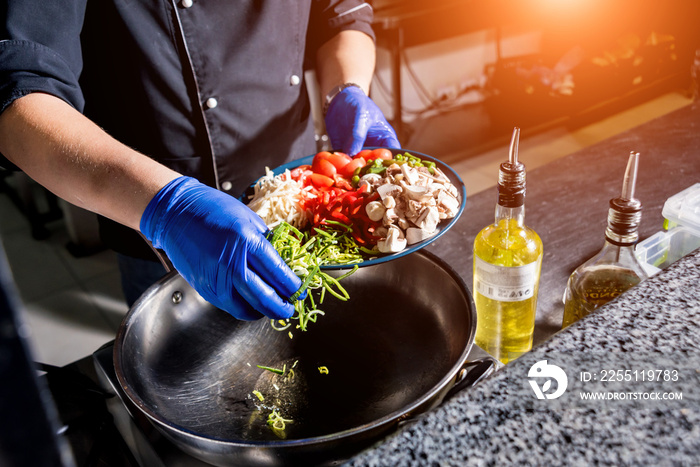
113 250 493 466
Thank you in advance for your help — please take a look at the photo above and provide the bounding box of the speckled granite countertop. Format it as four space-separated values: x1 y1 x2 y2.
348 248 700 467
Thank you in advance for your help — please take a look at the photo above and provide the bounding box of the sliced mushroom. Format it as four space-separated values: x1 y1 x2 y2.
400 181 432 202
382 207 399 226
400 163 419 185
358 173 382 192
404 199 423 222
431 167 451 183
385 163 402 179
376 183 402 201
406 226 438 245
373 226 388 238
437 190 460 217
365 200 386 222
377 225 407 253
415 206 440 233
382 195 396 209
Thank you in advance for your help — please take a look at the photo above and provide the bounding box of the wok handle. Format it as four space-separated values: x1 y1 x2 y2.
442 357 497 403
396 357 497 429
138 232 175 273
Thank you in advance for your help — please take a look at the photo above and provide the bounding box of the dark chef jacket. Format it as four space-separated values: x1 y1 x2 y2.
0 0 375 260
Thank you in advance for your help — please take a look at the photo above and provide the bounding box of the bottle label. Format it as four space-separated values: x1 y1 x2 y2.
474 256 540 302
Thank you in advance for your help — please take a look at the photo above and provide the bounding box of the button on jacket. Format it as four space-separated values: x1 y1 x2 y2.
0 0 375 259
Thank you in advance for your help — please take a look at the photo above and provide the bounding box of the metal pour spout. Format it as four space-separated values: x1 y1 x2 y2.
620 151 640 201
509 127 521 165
606 151 642 245
497 127 526 208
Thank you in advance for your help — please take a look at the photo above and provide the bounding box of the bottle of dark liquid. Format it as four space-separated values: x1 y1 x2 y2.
562 152 648 328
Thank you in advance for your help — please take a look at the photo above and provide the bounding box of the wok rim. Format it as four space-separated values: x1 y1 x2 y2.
113 249 476 449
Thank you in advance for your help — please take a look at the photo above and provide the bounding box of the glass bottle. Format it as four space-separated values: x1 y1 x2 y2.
474 127 543 364
562 151 648 328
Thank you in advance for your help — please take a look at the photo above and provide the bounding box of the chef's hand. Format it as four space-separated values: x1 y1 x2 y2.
140 176 301 321
324 86 400 156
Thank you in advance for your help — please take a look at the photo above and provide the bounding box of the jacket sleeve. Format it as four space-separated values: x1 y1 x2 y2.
308 0 376 53
0 0 87 168
0 0 87 115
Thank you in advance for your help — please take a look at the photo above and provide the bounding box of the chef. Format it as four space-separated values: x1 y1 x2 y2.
0 1 400 321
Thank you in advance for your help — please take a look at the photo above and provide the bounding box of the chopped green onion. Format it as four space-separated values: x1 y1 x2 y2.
268 222 359 334
270 319 291 331
323 219 353 232
267 410 293 439
257 365 284 375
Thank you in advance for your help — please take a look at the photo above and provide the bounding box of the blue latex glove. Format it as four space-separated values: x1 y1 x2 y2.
140 176 301 321
324 86 401 156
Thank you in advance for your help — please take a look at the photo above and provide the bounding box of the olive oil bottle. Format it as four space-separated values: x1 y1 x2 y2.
562 152 648 328
474 128 543 364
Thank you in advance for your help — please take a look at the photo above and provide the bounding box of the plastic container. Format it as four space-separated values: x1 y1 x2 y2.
635 226 700 276
662 183 700 232
635 183 700 276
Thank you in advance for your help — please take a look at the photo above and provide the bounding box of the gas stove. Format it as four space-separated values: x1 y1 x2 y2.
92 343 211 467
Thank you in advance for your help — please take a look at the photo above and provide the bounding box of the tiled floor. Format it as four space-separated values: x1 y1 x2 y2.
0 91 691 368
1 191 128 367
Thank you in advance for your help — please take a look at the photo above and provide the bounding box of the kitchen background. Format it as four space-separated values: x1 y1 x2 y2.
1 0 698 367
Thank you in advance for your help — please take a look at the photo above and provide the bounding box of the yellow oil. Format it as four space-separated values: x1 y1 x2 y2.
474 218 543 364
562 267 641 328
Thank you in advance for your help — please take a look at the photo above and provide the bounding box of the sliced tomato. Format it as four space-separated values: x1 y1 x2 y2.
313 151 333 161
309 173 334 188
355 149 373 160
339 157 366 177
311 157 337 178
371 148 393 160
326 152 352 170
289 165 311 181
313 151 348 169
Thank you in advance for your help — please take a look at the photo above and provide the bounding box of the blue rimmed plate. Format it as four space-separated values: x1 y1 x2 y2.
241 148 466 269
